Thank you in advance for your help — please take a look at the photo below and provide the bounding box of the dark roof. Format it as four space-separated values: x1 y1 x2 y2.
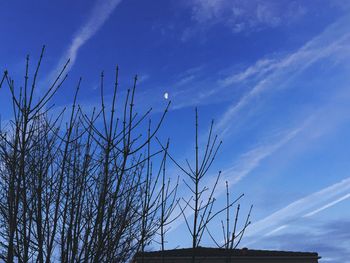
134 247 320 259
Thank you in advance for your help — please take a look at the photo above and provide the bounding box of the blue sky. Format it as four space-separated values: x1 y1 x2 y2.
1 0 350 262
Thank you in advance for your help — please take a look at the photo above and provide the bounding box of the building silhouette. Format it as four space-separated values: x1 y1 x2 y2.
133 247 320 263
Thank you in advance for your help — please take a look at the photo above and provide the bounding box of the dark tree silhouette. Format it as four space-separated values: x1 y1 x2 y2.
0 47 174 263
0 47 252 263
157 109 252 263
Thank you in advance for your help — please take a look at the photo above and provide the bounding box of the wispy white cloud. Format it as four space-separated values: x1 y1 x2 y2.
186 0 307 35
303 193 350 218
38 0 122 97
215 15 350 136
219 58 278 87
220 126 302 186
264 224 288 237
171 14 350 116
52 0 122 74
243 177 350 243
254 218 350 261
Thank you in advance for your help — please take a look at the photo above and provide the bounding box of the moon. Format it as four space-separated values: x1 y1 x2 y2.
164 92 169 100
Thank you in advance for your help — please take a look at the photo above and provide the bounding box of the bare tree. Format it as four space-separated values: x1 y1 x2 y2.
0 48 252 263
158 108 251 263
0 48 175 263
201 180 253 263
0 46 69 262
